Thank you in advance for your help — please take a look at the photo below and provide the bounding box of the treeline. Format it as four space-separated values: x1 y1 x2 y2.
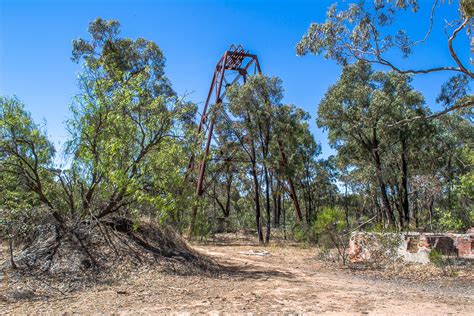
1 0 473 249
196 61 472 240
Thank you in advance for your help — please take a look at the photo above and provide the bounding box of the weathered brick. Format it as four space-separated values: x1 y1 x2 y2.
349 232 474 264
455 237 472 257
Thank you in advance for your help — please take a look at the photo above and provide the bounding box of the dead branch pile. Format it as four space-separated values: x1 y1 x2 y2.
1 216 215 299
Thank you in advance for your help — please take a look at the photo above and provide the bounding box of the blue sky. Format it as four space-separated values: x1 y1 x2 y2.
0 0 471 159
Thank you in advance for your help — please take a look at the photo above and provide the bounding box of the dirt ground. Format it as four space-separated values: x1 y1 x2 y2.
1 235 473 315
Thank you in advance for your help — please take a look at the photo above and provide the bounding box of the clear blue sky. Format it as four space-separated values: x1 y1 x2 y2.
0 0 471 159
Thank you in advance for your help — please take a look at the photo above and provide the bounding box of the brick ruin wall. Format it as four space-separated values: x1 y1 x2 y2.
349 231 474 264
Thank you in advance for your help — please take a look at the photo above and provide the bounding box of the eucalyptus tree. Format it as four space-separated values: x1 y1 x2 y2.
227 75 283 243
376 73 434 228
318 61 426 228
297 0 473 120
226 75 316 242
272 104 320 225
418 114 474 229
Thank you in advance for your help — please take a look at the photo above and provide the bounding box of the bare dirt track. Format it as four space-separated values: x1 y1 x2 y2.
1 236 473 315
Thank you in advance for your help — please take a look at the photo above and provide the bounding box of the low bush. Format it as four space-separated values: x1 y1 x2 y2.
312 207 350 265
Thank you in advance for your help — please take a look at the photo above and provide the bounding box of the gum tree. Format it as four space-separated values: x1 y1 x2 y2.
318 61 427 228
297 0 473 120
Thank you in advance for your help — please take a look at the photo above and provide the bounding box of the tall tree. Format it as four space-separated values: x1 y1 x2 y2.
226 75 312 242
0 19 195 254
272 104 320 225
227 75 283 243
318 61 426 228
67 18 194 221
297 0 473 119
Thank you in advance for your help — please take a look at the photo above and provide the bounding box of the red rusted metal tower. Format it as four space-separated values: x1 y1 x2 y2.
188 45 302 235
190 45 260 193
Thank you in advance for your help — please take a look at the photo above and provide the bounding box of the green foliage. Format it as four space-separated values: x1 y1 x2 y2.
437 209 465 232
292 225 307 243
232 206 257 232
296 1 421 62
1 13 472 253
0 19 197 244
0 97 57 239
313 207 346 235
297 0 473 120
191 209 214 239
312 207 350 264
312 207 346 243
317 61 432 228
223 74 316 242
454 148 474 227
460 0 473 18
429 249 444 266
429 248 458 276
65 18 196 222
366 222 400 234
430 148 474 232
373 234 402 266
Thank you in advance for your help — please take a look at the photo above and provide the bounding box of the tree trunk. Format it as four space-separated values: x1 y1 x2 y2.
272 176 279 227
448 154 452 212
189 203 199 238
414 191 419 228
9 239 17 269
287 177 303 223
303 185 310 226
276 191 282 227
344 182 350 227
308 186 315 224
277 140 303 222
282 191 286 240
251 163 263 244
401 139 410 228
250 144 264 244
264 165 271 244
395 197 404 229
429 198 434 231
372 145 395 227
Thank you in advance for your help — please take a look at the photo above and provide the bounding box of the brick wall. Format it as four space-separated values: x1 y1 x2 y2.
349 231 474 264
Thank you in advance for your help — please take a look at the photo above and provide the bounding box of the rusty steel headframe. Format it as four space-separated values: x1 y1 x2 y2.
190 45 261 196
187 45 302 235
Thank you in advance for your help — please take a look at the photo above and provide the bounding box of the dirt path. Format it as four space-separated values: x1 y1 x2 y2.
2 242 473 314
